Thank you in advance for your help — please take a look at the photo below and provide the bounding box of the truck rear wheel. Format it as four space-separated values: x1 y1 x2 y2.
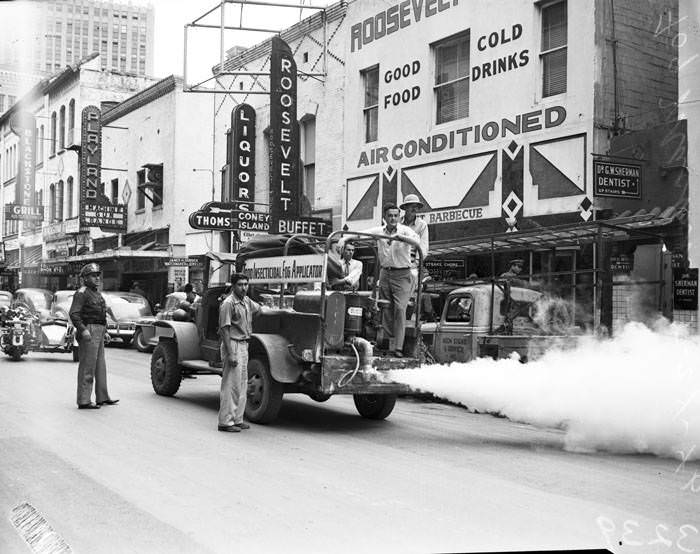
151 342 181 396
353 393 397 420
245 357 283 424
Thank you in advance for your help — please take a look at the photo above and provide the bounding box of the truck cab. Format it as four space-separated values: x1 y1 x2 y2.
421 283 570 364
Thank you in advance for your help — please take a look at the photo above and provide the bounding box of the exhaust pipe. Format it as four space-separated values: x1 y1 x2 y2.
350 336 373 373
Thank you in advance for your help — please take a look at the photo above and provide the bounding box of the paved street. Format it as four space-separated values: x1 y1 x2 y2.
1 345 699 554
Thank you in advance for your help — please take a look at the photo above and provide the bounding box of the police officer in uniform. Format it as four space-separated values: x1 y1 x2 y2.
69 263 118 409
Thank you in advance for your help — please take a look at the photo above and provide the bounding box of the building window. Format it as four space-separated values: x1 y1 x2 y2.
433 31 470 124
59 105 66 150
39 125 44 163
111 178 119 204
50 112 57 156
8 95 16 107
67 176 73 219
49 184 56 222
0 94 4 113
541 0 567 97
56 180 64 221
301 116 316 211
361 66 378 143
137 169 146 210
67 99 75 145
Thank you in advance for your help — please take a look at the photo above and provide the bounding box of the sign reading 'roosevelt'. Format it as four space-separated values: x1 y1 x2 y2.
268 37 300 232
231 103 256 211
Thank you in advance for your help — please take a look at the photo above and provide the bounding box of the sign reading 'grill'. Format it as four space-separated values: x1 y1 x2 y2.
593 160 642 198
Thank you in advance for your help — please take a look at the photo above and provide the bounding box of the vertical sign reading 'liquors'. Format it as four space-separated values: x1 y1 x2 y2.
231 103 256 211
79 106 102 227
269 36 300 232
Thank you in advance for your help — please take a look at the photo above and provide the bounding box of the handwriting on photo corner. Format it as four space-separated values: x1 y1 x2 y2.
596 516 699 552
673 387 699 492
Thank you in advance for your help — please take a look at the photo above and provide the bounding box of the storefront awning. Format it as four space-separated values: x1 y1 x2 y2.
42 249 172 265
429 206 685 258
206 251 238 264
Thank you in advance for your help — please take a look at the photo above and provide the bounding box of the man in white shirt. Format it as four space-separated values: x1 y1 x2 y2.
364 203 419 357
400 193 429 298
330 242 363 291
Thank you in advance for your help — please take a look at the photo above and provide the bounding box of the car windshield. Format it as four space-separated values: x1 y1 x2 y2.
105 293 152 320
54 291 75 313
24 290 52 310
0 293 12 308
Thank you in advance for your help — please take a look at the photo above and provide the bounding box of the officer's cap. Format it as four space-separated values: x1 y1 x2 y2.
80 262 101 277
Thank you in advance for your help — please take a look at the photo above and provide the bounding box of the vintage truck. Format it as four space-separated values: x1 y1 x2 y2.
149 232 423 424
420 280 578 364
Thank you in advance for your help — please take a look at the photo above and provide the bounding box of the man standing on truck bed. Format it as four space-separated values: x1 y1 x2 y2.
365 203 419 357
217 273 263 433
400 194 429 292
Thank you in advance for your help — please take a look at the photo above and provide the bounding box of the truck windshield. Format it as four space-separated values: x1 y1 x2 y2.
445 295 472 323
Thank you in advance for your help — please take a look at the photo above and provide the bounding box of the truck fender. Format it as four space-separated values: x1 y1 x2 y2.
153 320 201 362
249 333 300 384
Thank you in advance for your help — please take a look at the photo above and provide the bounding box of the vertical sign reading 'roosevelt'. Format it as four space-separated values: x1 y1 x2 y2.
268 37 300 232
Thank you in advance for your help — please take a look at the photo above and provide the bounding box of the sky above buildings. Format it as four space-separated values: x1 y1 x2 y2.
151 0 330 84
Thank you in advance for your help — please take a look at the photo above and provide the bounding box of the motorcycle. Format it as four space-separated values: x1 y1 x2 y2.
0 305 35 361
0 304 77 361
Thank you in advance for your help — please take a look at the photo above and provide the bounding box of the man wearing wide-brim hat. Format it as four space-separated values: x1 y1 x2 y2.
69 263 118 410
400 194 429 307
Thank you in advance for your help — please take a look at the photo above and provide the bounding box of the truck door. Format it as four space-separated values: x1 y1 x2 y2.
434 293 476 363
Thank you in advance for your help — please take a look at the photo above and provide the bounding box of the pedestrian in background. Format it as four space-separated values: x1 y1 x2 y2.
129 280 146 298
217 273 265 432
69 263 118 410
330 241 363 291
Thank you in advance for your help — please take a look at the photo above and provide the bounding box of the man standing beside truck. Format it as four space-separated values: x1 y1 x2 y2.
217 273 264 433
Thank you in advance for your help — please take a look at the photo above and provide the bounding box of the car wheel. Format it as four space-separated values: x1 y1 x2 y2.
10 348 23 362
72 346 79 363
150 342 181 396
308 391 331 403
134 329 152 353
245 357 283 424
353 393 397 420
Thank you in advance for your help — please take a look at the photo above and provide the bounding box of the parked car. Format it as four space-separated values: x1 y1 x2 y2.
0 291 13 310
51 290 76 321
103 291 152 346
134 292 192 353
12 288 53 322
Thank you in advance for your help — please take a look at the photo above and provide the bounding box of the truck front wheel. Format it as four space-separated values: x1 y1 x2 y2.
246 357 283 424
151 342 181 396
353 394 397 420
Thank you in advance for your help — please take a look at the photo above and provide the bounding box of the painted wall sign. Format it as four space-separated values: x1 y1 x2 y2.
230 103 256 210
423 207 485 225
472 24 529 82
593 160 642 198
269 37 300 232
9 111 36 208
242 254 326 284
350 0 460 52
357 106 567 167
673 268 698 311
